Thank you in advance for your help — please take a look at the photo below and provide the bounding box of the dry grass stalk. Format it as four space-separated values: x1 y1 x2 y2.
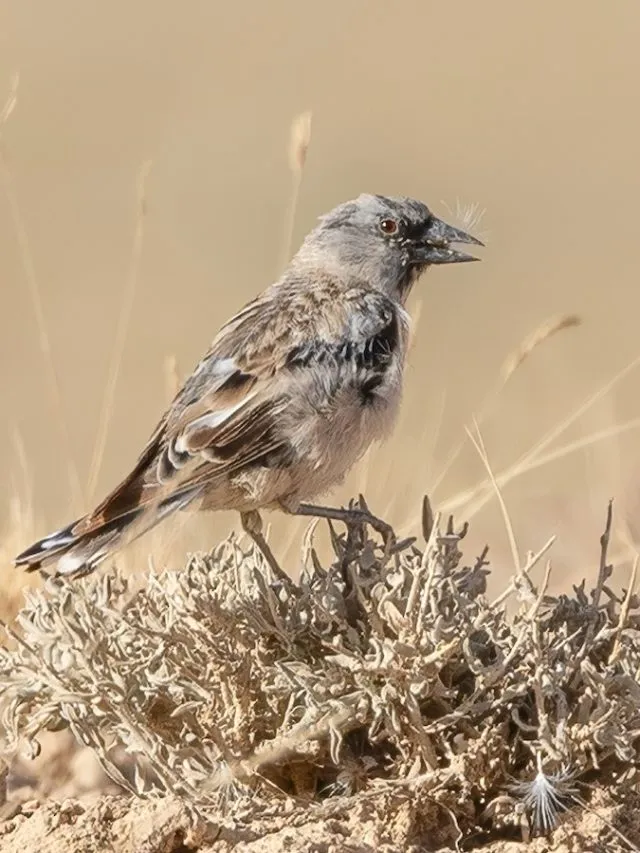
501 313 581 383
0 73 84 510
428 311 581 525
288 110 312 172
163 354 181 403
280 110 312 271
0 72 19 131
438 351 640 530
86 159 153 503
466 419 523 575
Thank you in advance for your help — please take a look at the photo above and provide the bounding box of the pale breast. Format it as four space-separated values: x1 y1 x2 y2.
275 310 410 505
218 299 411 511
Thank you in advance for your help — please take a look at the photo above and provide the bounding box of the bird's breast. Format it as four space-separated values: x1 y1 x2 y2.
282 345 406 495
253 299 411 503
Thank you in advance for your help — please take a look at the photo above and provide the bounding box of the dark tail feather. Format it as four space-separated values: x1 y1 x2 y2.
14 508 146 577
14 487 201 578
14 517 85 573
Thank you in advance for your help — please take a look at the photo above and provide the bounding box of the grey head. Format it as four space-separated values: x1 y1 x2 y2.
295 194 483 301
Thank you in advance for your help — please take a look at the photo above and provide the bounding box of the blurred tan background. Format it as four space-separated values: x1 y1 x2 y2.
1 0 640 589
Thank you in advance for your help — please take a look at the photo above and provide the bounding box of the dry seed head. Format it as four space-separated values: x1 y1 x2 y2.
288 111 312 172
509 764 578 834
502 314 581 383
454 199 486 234
440 198 489 244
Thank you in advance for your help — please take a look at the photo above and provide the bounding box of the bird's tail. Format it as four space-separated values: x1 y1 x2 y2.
14 487 201 578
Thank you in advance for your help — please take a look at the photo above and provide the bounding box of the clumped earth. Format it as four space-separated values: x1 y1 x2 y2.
0 498 639 852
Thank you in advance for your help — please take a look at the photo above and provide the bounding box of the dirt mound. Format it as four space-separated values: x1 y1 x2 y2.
1 787 638 852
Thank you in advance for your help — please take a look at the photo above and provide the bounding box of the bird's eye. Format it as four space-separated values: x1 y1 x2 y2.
379 218 399 235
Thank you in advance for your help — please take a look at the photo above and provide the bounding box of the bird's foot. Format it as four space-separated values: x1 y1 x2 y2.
286 499 397 561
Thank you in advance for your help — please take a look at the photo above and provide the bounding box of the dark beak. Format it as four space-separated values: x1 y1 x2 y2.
412 216 484 265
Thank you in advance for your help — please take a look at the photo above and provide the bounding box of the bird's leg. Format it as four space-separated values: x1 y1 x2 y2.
287 501 396 560
240 510 291 586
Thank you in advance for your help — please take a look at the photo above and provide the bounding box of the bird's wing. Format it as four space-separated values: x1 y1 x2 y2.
76 284 401 533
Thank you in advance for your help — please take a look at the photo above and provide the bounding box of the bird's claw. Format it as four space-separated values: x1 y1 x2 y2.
346 508 396 561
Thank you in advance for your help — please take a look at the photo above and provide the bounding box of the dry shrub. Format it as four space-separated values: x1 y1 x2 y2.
0 499 639 850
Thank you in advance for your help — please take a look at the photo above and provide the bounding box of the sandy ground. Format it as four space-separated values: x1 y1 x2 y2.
1 770 637 853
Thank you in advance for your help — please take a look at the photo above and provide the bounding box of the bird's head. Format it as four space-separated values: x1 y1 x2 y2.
299 193 483 301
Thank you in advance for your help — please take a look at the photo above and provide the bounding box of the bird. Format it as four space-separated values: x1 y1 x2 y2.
14 193 483 579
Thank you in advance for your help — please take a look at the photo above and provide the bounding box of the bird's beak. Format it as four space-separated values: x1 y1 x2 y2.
412 216 484 265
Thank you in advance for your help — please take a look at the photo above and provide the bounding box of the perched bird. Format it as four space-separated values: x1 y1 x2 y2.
15 194 482 579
